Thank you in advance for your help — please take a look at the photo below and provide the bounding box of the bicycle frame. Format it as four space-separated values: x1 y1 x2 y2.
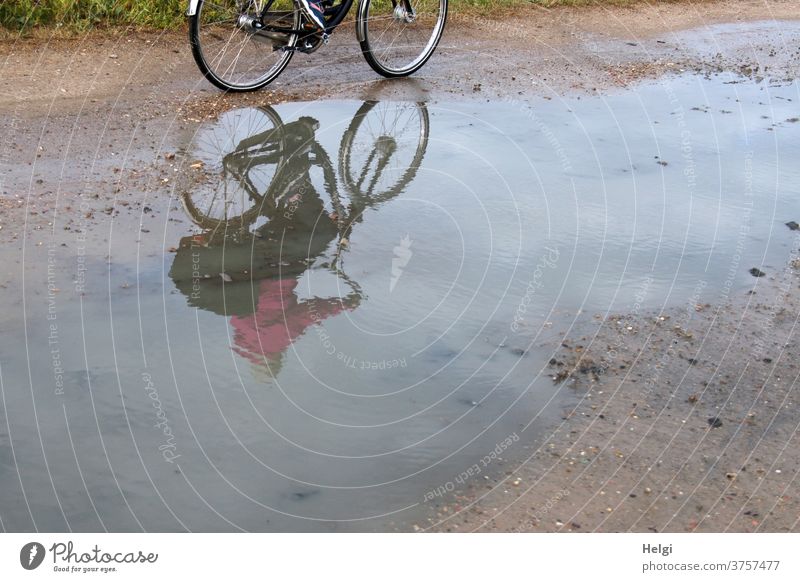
186 0 356 36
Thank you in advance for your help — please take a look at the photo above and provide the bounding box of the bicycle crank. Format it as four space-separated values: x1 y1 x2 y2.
238 12 297 49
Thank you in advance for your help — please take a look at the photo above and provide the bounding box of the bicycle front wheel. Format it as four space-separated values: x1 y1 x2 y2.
190 0 300 92
356 0 447 77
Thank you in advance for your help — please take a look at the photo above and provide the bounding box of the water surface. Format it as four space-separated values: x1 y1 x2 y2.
1 73 799 531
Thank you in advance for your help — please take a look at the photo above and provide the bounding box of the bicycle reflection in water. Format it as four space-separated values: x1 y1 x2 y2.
170 102 429 375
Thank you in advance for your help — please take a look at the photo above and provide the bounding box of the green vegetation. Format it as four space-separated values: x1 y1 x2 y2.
0 0 680 32
0 1 186 31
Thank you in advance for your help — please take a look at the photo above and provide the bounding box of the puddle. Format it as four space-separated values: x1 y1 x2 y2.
1 73 799 531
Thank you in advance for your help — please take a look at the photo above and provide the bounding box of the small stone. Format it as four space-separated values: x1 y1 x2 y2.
749 267 766 277
220 273 232 282
708 417 723 428
786 221 799 230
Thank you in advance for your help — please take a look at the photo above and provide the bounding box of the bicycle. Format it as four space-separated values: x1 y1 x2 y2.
180 101 428 234
170 102 429 371
186 0 448 92
172 101 430 314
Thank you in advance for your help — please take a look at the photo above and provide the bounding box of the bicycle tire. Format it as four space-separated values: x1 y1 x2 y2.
338 101 429 203
356 0 448 78
182 106 287 231
189 0 299 92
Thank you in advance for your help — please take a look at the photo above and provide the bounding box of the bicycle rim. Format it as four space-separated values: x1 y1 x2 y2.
357 0 447 77
190 0 299 92
339 101 429 202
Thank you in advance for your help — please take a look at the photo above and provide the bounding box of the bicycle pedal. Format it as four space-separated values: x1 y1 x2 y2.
322 32 330 44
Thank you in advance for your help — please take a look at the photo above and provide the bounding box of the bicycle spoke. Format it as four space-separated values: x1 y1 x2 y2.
341 102 429 202
361 0 447 75
185 107 285 228
191 0 297 91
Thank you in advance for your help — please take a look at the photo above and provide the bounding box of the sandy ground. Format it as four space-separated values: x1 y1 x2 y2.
1 1 800 532
428 245 800 532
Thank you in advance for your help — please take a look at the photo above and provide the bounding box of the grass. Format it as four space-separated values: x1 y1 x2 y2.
0 0 686 32
0 1 186 31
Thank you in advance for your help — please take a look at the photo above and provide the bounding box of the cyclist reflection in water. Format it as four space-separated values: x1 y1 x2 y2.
170 103 428 376
228 116 360 372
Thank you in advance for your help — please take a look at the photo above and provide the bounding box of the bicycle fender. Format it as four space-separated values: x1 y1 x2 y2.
355 0 369 42
186 0 201 16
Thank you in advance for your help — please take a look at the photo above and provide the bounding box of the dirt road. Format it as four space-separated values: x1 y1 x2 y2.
3 1 800 112
427 254 800 533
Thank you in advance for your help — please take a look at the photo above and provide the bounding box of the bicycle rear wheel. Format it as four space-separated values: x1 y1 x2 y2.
356 0 447 77
190 0 300 92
